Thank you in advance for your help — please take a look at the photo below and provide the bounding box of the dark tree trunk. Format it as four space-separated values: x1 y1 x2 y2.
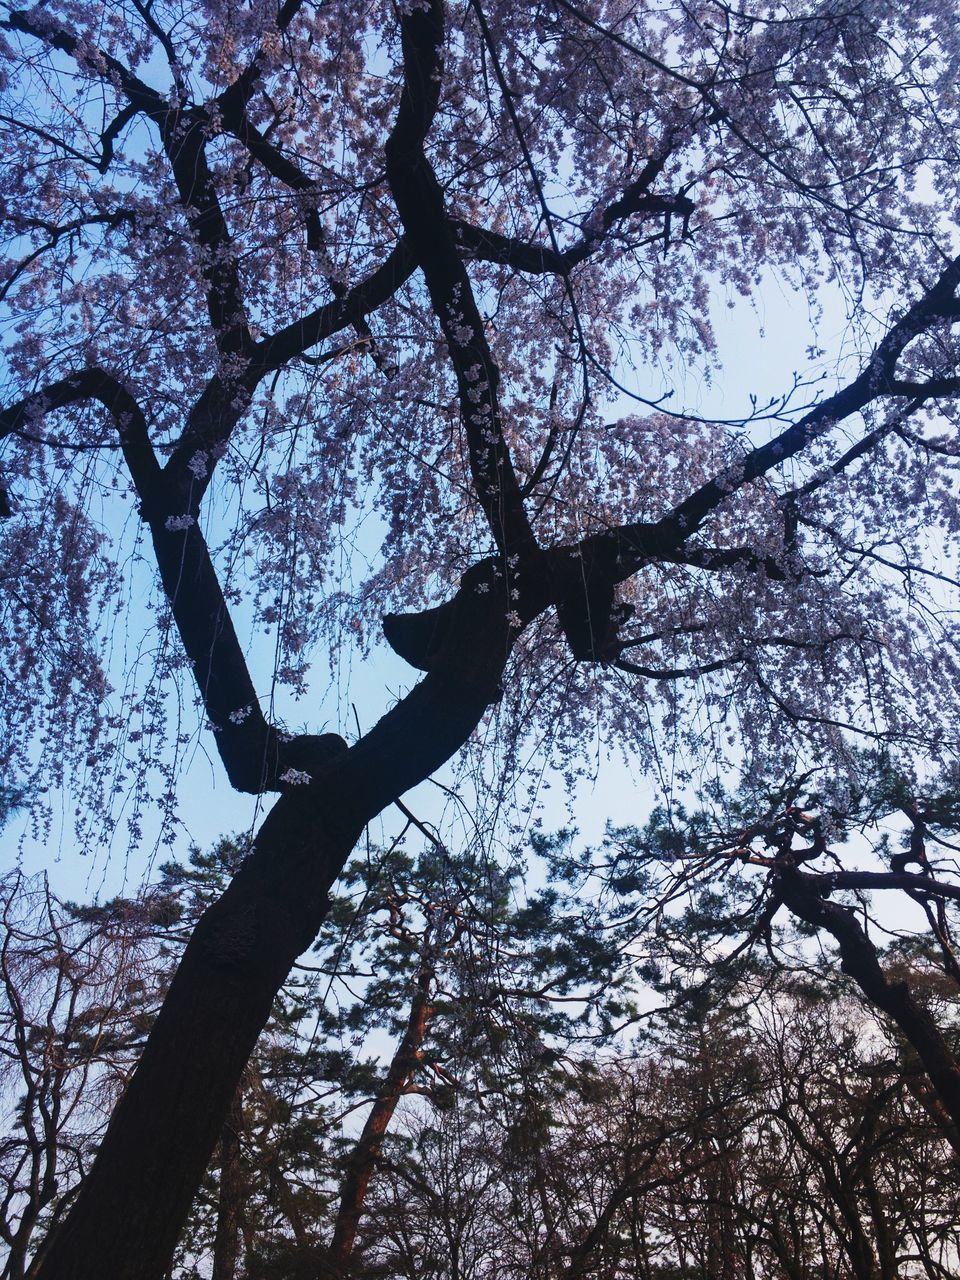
211 1089 246 1280
32 635 509 1280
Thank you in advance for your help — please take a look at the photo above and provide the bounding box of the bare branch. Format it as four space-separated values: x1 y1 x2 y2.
608 260 960 574
0 212 136 305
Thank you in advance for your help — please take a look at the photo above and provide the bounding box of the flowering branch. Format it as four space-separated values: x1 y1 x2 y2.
384 0 538 563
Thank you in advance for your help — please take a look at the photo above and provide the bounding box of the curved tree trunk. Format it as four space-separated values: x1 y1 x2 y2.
327 952 436 1271
32 652 507 1280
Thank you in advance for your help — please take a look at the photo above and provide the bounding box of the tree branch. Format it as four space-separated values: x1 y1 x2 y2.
253 242 416 376
384 0 537 560
606 258 960 575
5 11 164 113
156 108 254 366
777 869 960 1151
6 7 255 474
212 0 309 122
160 242 417 500
386 264 960 674
0 212 136 305
209 97 325 251
449 187 694 277
0 372 345 793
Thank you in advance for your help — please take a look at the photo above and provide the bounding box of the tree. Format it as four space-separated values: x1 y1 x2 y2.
567 762 960 1152
3 0 960 1274
0 832 630 1276
0 872 168 1280
358 977 960 1279
9 847 960 1279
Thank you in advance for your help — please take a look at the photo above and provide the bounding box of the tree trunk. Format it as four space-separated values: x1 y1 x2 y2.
327 953 436 1271
32 645 507 1280
211 1088 246 1280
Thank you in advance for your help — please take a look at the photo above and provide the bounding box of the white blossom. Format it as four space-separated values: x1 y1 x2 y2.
279 767 312 785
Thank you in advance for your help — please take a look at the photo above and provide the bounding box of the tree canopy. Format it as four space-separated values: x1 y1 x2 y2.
3 0 960 1275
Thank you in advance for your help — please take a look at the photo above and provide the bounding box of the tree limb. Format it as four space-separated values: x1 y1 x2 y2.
384 0 537 561
777 869 960 1152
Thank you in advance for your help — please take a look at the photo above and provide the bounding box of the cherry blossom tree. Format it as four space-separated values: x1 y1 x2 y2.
3 0 960 1275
